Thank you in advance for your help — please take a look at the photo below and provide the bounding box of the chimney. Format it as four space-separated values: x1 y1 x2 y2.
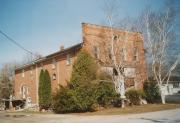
60 45 64 51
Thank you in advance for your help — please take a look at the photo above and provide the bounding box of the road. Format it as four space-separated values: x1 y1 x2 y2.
0 108 180 123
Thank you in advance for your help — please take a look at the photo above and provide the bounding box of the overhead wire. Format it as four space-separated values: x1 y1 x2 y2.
0 30 36 56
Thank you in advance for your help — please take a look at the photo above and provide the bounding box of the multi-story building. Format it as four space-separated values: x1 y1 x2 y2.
14 23 147 106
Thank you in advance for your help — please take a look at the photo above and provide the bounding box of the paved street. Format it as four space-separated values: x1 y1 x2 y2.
0 108 180 123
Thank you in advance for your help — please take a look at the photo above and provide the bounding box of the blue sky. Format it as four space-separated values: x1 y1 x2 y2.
0 0 178 68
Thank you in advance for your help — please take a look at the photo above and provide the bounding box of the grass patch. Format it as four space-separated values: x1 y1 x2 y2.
76 103 180 115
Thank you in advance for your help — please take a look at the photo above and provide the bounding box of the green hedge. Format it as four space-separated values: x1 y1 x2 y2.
52 82 121 113
95 82 120 107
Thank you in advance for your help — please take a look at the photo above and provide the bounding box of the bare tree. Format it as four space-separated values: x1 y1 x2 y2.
21 52 42 65
141 2 179 104
102 0 136 108
0 63 17 99
0 50 42 98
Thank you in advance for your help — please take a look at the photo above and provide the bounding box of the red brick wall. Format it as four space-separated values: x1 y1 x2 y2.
81 23 147 89
14 23 147 105
14 49 79 104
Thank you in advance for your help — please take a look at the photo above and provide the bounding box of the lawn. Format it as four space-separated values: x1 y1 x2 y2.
77 103 180 115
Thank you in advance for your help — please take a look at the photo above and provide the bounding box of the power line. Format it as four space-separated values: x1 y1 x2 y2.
0 30 35 56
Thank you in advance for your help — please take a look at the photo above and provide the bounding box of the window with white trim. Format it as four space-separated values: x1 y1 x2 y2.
52 73 56 80
30 66 33 75
66 54 72 65
52 59 56 69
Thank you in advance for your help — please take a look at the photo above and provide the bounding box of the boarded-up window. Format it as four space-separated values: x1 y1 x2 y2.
133 47 139 61
108 47 112 60
121 48 127 61
93 46 100 59
124 68 135 78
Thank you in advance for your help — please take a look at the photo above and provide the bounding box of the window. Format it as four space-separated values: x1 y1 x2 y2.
133 47 139 61
52 59 56 69
20 85 29 99
30 66 33 75
121 48 127 61
113 68 124 76
108 47 112 60
66 54 72 65
173 83 180 88
52 73 56 80
93 46 100 59
30 70 33 75
113 68 118 76
113 35 118 40
22 69 25 78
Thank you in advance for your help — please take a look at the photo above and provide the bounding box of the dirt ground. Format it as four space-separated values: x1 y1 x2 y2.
0 108 180 123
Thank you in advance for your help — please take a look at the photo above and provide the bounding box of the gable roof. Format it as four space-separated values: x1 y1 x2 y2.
15 43 82 71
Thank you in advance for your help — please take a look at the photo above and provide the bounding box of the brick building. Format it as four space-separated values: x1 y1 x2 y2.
14 23 147 106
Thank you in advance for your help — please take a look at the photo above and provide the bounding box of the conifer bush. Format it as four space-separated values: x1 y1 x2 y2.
38 69 52 110
38 69 44 109
143 81 161 103
125 89 141 105
95 82 119 107
70 50 97 88
52 86 78 113
52 50 121 113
